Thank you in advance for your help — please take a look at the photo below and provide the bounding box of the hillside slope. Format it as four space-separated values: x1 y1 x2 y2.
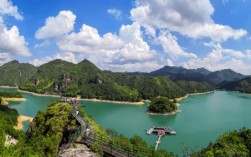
0 60 37 86
19 59 190 101
218 77 251 93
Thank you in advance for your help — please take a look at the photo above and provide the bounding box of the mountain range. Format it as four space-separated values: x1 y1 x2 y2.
0 60 250 101
128 65 246 86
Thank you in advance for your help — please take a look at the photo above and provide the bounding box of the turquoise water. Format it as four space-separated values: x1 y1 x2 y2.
81 91 251 155
0 88 57 131
1 88 251 155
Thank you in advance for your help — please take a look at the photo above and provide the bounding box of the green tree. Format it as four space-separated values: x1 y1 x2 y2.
148 97 177 113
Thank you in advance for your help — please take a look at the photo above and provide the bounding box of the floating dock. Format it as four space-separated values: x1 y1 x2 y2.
146 126 176 135
147 126 176 150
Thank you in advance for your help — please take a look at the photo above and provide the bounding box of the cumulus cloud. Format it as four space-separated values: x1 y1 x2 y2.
35 10 76 39
183 44 250 74
107 8 122 20
246 50 251 59
166 59 175 66
29 52 77 66
0 23 30 56
34 10 157 71
130 0 247 41
57 22 156 66
157 31 197 59
0 3 30 65
0 0 23 20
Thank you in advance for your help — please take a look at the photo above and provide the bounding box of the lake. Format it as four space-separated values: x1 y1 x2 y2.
2 88 251 155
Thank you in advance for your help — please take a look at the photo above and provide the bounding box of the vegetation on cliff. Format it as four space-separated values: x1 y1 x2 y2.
0 105 23 156
0 102 79 157
191 128 251 157
148 97 177 114
0 60 37 86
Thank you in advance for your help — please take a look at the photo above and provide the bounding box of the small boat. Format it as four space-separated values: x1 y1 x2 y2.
146 127 154 134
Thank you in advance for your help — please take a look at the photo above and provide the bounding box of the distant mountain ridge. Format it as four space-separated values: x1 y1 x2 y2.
18 59 192 101
128 65 246 86
218 76 251 93
2 59 249 101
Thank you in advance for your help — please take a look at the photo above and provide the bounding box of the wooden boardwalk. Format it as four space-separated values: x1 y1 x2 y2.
155 135 163 150
71 112 87 142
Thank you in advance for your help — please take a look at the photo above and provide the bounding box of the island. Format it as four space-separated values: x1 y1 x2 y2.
147 96 180 115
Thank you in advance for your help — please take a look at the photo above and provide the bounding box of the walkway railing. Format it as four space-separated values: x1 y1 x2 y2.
80 132 164 157
70 104 164 157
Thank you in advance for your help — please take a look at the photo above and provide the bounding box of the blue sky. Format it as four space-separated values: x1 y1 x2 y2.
1 0 251 74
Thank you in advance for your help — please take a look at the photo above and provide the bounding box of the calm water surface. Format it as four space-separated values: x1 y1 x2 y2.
2 88 251 155
0 88 57 130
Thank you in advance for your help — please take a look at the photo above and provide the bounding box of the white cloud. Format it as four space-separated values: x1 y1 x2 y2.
107 8 122 20
183 44 251 74
0 0 30 65
29 52 77 66
35 10 76 39
166 59 175 66
205 43 245 58
57 24 124 54
130 0 247 42
157 31 197 59
0 20 31 60
246 50 251 59
0 0 23 20
57 22 156 67
35 11 157 71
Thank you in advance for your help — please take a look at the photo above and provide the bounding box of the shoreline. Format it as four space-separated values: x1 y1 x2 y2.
14 115 33 130
147 110 181 116
175 90 215 102
2 97 26 102
17 89 144 105
2 87 214 105
77 98 144 105
17 89 61 98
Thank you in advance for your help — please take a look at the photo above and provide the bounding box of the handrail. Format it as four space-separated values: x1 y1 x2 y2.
81 132 162 157
70 104 162 157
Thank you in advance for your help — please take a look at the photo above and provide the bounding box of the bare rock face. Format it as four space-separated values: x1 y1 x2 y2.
57 143 99 157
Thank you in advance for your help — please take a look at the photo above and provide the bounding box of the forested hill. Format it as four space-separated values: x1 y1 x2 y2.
0 60 37 86
19 59 189 101
1 59 214 102
218 77 251 93
128 66 246 86
206 69 245 85
192 128 251 157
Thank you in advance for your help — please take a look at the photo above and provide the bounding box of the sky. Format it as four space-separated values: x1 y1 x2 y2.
1 0 251 75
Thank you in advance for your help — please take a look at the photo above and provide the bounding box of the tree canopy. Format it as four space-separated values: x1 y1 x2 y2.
148 96 177 114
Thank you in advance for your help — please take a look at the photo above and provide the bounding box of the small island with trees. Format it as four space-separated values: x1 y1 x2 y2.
147 96 179 115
